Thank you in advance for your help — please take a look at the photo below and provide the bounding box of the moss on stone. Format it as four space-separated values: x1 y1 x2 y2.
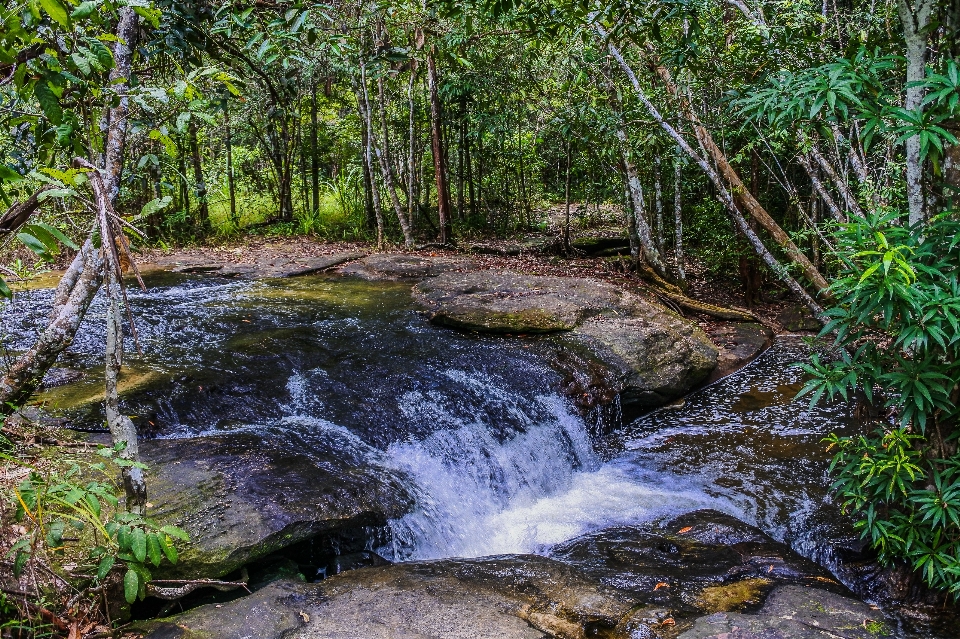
696 578 771 613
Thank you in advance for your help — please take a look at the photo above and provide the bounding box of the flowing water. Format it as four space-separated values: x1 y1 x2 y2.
1 273 914 626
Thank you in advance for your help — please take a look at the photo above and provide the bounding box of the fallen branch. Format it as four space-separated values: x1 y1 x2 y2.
146 576 250 600
0 186 55 234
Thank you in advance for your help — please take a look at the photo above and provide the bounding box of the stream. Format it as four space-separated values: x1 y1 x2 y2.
0 272 942 635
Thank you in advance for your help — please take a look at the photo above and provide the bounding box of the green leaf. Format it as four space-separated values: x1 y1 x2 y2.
29 222 78 250
0 277 12 300
160 525 190 542
71 1 96 19
146 533 163 566
34 81 63 125
131 527 147 562
123 568 139 603
40 0 70 27
141 196 172 217
0 165 24 184
158 534 178 563
132 6 161 28
97 555 115 580
86 38 114 71
17 233 52 260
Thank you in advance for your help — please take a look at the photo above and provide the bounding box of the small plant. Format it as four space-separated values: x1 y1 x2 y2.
8 443 189 605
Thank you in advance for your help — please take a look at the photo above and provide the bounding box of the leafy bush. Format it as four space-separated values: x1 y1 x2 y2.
8 443 189 605
800 210 960 595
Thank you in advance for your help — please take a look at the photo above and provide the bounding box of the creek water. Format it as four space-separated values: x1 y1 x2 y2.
0 273 926 630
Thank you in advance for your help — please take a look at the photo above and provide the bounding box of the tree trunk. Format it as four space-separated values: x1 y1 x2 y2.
426 51 452 244
372 73 415 246
188 118 209 233
564 140 572 255
898 0 934 226
654 154 664 251
0 7 138 413
357 82 385 248
634 38 829 294
311 85 320 215
407 66 419 231
224 101 238 226
674 148 685 280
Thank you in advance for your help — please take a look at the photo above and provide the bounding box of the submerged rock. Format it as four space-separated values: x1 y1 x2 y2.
144 434 413 579
706 322 774 381
338 254 476 280
149 251 367 279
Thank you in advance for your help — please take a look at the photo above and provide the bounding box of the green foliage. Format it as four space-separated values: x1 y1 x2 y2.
8 443 189 604
799 211 960 595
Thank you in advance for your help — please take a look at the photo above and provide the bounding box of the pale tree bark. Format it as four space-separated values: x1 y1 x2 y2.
654 154 664 250
599 29 827 320
83 156 146 513
374 72 415 246
808 141 865 219
0 7 139 412
356 80 385 249
798 152 847 222
407 63 419 230
898 0 935 226
602 67 668 276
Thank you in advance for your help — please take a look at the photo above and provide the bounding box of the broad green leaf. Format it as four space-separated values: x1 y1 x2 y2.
29 222 78 250
123 568 139 603
34 81 63 125
40 0 70 27
97 555 115 580
146 533 163 566
17 233 51 259
131 527 147 562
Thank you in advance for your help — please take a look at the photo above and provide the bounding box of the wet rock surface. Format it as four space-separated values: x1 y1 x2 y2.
338 253 476 280
678 585 888 639
706 323 774 381
550 510 846 617
143 434 413 579
137 515 883 639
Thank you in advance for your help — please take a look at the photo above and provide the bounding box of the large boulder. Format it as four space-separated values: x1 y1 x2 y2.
678 585 890 639
139 556 647 639
413 270 718 410
143 433 413 579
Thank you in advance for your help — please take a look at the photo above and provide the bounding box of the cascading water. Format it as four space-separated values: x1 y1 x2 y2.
2 275 865 600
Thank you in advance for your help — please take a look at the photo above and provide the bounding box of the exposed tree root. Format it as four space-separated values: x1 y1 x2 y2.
636 265 758 322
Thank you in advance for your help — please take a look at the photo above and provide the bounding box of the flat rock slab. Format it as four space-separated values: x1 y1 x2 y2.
144 433 412 579
338 254 476 280
147 251 366 279
679 585 890 639
413 270 626 333
140 556 648 639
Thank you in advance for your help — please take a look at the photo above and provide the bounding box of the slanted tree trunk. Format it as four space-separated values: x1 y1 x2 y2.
373 72 415 246
599 28 827 320
634 38 829 294
0 6 139 413
426 50 452 244
897 0 935 226
602 67 668 276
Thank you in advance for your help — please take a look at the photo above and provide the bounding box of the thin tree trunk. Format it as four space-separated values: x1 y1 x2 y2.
426 51 452 244
188 118 209 233
564 140 572 255
898 0 934 226
407 66 419 230
654 154 664 251
808 140 865 219
311 84 320 215
674 148 685 280
798 152 846 222
225 101 238 226
369 69 415 246
602 67 667 275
